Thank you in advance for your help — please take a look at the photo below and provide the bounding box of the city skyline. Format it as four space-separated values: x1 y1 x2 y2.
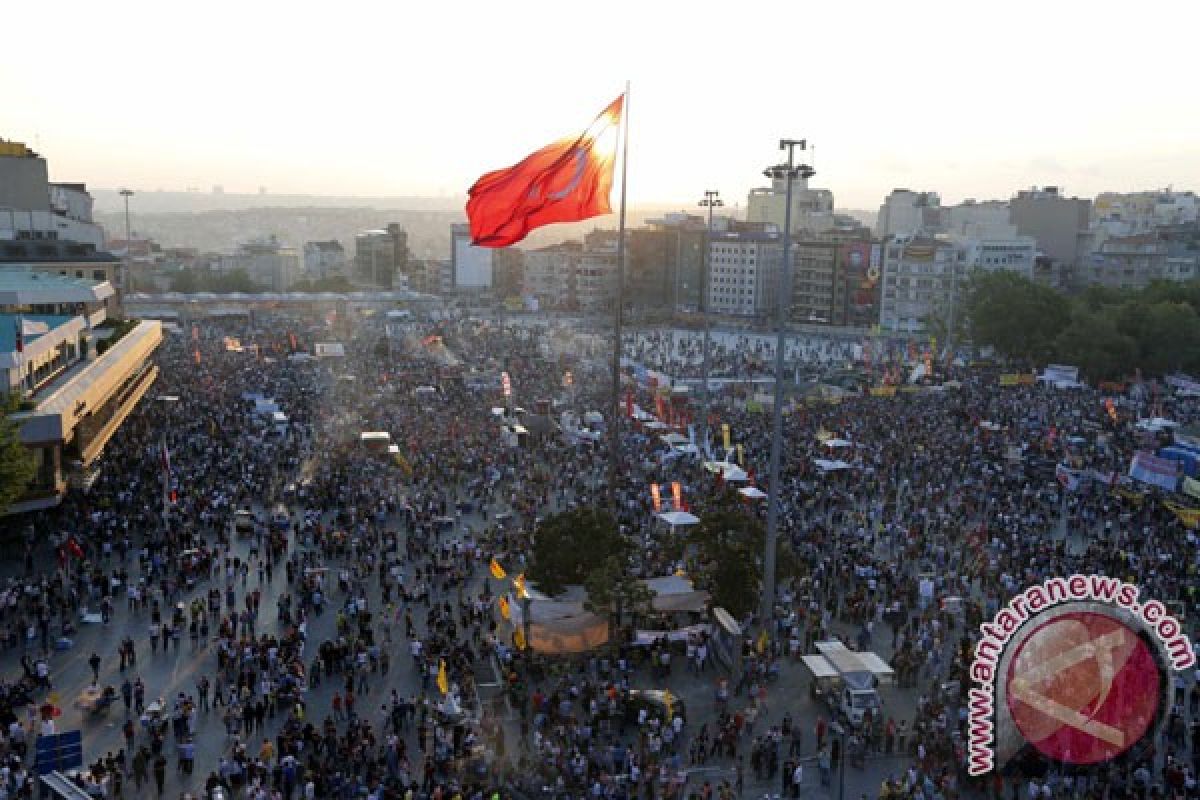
4 0 1200 210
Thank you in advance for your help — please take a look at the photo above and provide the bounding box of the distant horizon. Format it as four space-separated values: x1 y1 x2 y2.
6 1 1199 215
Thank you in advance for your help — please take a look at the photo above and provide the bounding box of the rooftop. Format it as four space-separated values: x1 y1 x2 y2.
0 269 115 304
0 313 75 352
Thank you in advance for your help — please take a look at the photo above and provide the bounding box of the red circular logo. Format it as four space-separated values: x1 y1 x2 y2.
1005 610 1161 765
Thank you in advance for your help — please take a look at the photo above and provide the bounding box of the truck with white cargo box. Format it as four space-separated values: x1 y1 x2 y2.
801 639 893 727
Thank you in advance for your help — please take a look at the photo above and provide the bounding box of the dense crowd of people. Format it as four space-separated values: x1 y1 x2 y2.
0 306 1194 800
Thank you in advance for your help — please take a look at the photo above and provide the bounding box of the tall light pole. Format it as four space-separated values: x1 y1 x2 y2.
119 189 134 293
761 140 815 626
697 190 723 459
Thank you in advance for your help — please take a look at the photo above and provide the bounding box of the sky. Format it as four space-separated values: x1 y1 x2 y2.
4 0 1200 211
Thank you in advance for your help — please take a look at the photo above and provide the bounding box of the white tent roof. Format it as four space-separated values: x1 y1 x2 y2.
739 486 767 499
660 432 689 445
814 458 853 472
658 510 700 526
823 438 854 448
723 467 749 482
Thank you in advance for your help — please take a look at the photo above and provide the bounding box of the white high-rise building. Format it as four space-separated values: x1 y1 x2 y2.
877 189 942 239
707 229 782 316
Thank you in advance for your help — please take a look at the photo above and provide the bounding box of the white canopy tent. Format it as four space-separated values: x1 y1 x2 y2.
813 458 854 472
658 510 700 527
739 486 767 500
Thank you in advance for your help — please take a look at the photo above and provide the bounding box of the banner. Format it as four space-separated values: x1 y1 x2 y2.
1164 501 1200 529
869 386 896 397
999 374 1020 387
651 483 661 512
671 481 682 511
1129 451 1180 491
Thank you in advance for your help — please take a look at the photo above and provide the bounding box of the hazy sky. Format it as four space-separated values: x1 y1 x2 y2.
4 0 1199 210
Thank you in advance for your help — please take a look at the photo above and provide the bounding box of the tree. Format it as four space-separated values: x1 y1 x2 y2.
583 555 656 629
169 269 200 293
0 401 36 512
963 271 1070 364
528 508 629 597
1053 310 1138 382
687 498 773 617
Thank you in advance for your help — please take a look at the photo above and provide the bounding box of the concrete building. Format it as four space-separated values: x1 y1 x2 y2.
522 241 581 310
0 270 161 512
1084 233 1171 289
302 240 346 281
354 224 408 289
450 224 492 291
230 238 302 292
1094 189 1200 237
628 213 711 312
747 175 836 235
941 199 1013 238
707 225 782 317
0 140 105 249
493 248 525 301
877 190 942 239
576 230 619 311
878 236 965 333
787 237 879 326
952 234 1038 279
1009 187 1092 270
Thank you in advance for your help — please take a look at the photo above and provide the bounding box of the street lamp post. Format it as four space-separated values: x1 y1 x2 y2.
119 189 134 293
698 190 723 459
760 140 815 627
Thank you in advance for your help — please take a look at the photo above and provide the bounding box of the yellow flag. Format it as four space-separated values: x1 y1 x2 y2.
436 660 449 695
1164 501 1200 529
489 558 506 580
736 444 744 466
756 630 769 655
721 424 731 451
513 573 527 597
513 627 527 650
663 689 674 721
498 595 511 620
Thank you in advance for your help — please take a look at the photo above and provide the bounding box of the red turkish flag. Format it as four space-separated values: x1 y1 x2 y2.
467 95 623 248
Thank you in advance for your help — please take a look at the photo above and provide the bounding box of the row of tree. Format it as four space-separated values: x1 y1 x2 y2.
526 494 789 627
960 272 1200 380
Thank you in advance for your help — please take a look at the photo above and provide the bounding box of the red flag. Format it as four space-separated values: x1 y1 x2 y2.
66 537 83 560
466 95 623 248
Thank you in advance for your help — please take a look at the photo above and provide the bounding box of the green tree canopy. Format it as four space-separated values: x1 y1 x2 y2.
1053 310 1138 382
963 271 1070 364
686 495 786 617
528 508 630 597
0 400 36 512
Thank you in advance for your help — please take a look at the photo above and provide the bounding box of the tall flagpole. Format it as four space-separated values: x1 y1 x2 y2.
608 82 630 509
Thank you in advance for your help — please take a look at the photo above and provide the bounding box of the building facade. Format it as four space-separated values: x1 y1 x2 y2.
354 224 408 289
1009 187 1092 270
747 176 836 235
877 190 942 239
628 214 709 312
302 240 346 281
0 270 161 512
707 227 782 317
522 242 580 310
576 230 618 311
878 236 965 333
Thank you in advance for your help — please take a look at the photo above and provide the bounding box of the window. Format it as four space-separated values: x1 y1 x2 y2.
93 270 106 281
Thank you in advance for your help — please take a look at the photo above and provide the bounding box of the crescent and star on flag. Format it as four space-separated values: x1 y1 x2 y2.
466 93 625 249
